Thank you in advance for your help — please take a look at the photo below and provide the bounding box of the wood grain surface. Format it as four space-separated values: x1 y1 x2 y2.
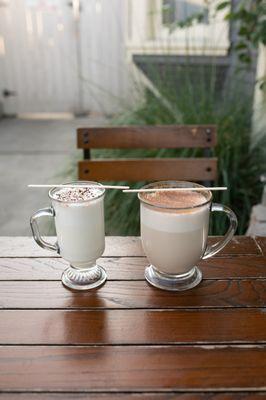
256 236 266 255
78 158 217 181
0 279 265 309
0 236 262 257
1 394 265 400
0 256 266 280
0 236 265 396
77 125 217 149
0 346 265 391
0 309 265 344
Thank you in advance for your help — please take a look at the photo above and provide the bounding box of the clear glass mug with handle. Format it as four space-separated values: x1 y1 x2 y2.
30 181 107 290
138 181 238 291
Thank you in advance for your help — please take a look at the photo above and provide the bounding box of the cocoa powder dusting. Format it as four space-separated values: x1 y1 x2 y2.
53 187 103 202
142 190 207 208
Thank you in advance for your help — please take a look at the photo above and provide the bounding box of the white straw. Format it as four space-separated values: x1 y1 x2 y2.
28 184 130 190
123 187 227 193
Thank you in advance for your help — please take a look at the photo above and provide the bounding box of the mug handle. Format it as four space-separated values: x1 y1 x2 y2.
203 203 238 259
30 206 59 253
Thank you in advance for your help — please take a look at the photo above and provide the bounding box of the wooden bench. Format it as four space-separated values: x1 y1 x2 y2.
77 125 217 182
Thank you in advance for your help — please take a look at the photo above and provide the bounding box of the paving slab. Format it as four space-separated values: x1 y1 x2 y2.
0 116 107 235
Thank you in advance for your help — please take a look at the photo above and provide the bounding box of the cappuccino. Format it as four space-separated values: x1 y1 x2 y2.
140 191 210 275
51 186 105 268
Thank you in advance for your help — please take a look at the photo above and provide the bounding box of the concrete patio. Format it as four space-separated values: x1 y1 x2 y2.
0 116 106 235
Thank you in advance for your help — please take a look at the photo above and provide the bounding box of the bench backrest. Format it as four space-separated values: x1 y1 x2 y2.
77 125 217 182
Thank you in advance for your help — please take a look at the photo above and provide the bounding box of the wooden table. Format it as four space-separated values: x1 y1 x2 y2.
0 236 266 399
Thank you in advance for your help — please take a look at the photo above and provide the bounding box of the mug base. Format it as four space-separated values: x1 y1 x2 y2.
62 264 107 290
145 265 202 291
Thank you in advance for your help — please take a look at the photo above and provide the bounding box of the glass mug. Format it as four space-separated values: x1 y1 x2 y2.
138 181 238 291
30 181 107 290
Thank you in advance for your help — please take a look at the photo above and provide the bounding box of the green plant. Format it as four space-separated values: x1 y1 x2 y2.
168 0 266 86
56 1 265 236
217 0 266 70
57 59 265 236
97 67 265 235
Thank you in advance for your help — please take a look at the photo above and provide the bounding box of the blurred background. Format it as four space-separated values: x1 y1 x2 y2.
0 0 265 236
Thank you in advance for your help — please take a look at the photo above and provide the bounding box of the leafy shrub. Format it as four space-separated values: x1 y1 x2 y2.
97 70 265 235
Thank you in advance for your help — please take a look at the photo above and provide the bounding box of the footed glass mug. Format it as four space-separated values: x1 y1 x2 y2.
139 181 238 291
30 181 107 290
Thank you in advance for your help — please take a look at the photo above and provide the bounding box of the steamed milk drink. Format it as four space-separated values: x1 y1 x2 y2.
140 191 210 275
51 186 105 268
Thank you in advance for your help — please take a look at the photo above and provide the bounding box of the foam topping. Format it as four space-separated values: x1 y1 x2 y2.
53 187 103 202
141 190 207 208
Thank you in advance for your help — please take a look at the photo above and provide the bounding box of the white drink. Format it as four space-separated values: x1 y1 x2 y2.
31 181 107 290
140 191 210 275
51 186 105 268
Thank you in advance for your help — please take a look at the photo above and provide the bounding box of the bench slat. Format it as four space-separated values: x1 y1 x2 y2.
78 158 217 181
77 126 217 149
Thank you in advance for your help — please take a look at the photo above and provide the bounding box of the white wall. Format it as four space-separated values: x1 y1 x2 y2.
79 0 131 114
127 0 229 56
253 44 266 139
0 0 131 115
0 0 232 116
0 0 78 114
